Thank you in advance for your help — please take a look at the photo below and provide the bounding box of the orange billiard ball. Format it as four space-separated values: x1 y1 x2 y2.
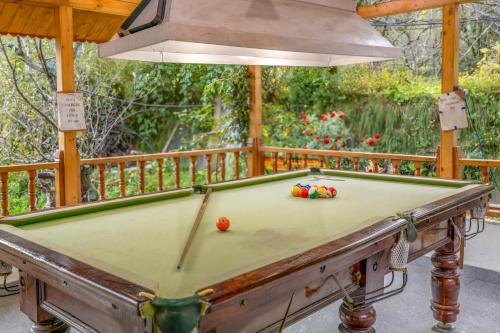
216 216 230 232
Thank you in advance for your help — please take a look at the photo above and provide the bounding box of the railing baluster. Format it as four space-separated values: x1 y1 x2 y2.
353 158 360 172
392 160 399 175
174 157 181 189
335 157 341 170
272 152 278 174
414 161 421 177
480 166 490 183
234 152 240 180
191 156 197 185
371 159 379 173
157 159 164 192
119 162 126 197
98 164 106 200
320 156 326 168
303 154 308 168
220 153 226 181
0 172 8 217
287 154 292 171
28 170 37 212
206 155 212 184
139 161 146 194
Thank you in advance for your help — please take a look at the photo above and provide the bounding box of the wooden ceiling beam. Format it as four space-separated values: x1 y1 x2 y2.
1 0 139 16
357 0 479 19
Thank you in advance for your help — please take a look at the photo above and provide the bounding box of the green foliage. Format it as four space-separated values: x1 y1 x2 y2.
263 45 499 160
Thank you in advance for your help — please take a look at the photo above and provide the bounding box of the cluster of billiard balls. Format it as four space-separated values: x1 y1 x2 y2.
291 184 337 199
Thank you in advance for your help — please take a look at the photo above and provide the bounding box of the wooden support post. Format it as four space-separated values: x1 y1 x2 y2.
438 4 460 179
55 6 81 205
247 65 264 177
357 0 477 19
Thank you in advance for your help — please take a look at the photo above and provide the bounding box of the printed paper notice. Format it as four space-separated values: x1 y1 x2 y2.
57 93 86 131
438 92 468 131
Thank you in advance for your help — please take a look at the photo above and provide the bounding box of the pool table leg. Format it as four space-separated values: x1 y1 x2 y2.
430 216 465 333
19 272 70 333
30 319 70 333
338 249 388 333
338 301 376 333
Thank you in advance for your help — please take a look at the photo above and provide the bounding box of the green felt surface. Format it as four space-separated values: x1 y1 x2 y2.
0 171 479 299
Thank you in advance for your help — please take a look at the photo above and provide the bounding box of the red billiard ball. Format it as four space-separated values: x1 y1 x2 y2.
299 187 309 198
328 187 337 198
216 216 230 232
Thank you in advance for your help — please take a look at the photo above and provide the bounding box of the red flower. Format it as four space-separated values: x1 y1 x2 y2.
320 113 327 119
374 133 381 139
303 146 308 149
334 136 340 142
306 121 311 125
330 112 336 118
342 142 347 148
339 113 345 120
316 136 320 141
331 146 338 151
368 139 375 146
324 138 331 145
300 113 307 120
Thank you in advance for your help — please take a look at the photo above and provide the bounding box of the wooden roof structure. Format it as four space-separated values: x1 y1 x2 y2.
0 0 141 42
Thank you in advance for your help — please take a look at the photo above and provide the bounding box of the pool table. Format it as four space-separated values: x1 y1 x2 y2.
0 169 493 333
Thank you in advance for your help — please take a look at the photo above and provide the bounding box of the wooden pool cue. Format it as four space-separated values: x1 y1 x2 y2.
177 187 213 270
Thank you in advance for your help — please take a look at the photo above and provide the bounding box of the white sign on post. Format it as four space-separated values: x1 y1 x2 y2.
438 92 468 131
57 93 86 131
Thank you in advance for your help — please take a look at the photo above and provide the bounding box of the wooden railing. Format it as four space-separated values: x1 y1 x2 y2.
459 158 500 218
0 147 251 217
0 161 61 217
0 145 498 218
80 147 251 201
261 146 437 176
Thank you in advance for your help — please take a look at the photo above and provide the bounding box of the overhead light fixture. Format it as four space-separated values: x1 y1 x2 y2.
99 0 401 67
